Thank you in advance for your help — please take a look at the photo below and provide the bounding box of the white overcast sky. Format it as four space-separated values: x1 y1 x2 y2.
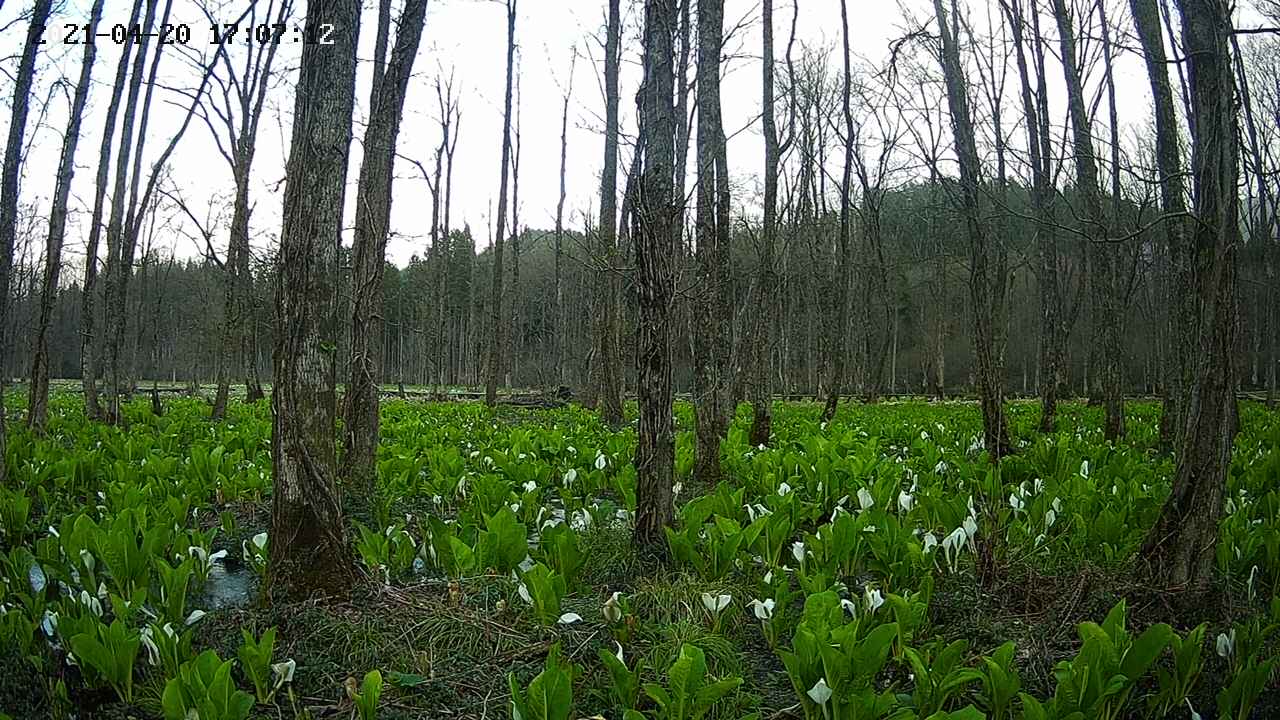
0 0 1267 273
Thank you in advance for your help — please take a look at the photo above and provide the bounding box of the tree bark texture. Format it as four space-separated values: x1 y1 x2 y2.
1050 0 1125 441
932 0 1009 459
81 0 145 422
486 0 517 407
822 0 856 424
634 0 678 547
693 0 731 483
595 0 626 427
0 0 53 482
1140 0 1241 590
29 0 103 431
343 0 428 487
269 0 362 600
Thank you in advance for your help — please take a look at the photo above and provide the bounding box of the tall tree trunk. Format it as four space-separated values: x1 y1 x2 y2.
510 75 522 389
692 0 730 482
1002 0 1058 433
932 0 1009 459
343 0 429 487
98 0 159 422
269 0 362 600
1031 0 1072 426
634 0 678 548
105 0 170 423
81 0 145 421
1139 0 1240 590
595 0 625 426
0 0 53 482
1230 34 1274 413
29 0 103 431
749 0 787 445
1050 0 1124 441
555 59 575 389
1131 0 1187 445
486 0 517 407
822 0 855 423
432 75 459 390
212 0 290 415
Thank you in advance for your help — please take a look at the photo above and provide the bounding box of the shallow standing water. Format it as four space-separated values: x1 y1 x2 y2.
199 558 257 609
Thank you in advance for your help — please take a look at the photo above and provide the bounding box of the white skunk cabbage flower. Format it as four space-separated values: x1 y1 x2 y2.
1008 493 1024 513
857 487 875 511
140 626 159 666
748 598 775 620
791 541 806 564
942 527 968 572
700 592 731 615
603 592 623 623
898 491 915 513
272 659 296 687
78 590 103 617
864 587 885 613
807 678 833 705
1216 629 1235 659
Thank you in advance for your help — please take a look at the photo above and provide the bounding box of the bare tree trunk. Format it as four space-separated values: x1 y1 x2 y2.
269 0 362 600
1031 0 1074 423
209 0 291 416
822 0 855 423
486 0 517 407
749 0 792 445
431 74 459 390
692 0 730 483
1002 0 1057 433
1139 0 1240 590
1130 0 1194 447
29 0 103 431
97 0 159 422
343 0 428 488
1231 34 1275 413
555 58 575 389
595 0 625 426
1270 217 1278 409
1050 0 1124 441
81 0 145 422
118 0 176 420
1101 0 1130 438
510 73 522 389
932 0 1009 459
0 0 52 481
634 0 678 548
